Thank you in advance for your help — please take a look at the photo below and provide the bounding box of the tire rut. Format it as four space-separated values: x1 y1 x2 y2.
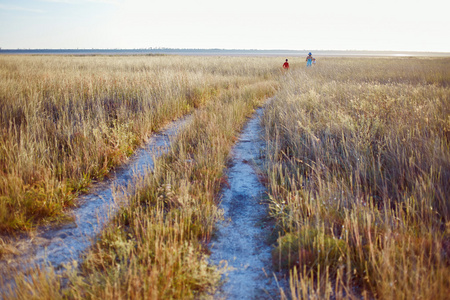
211 104 286 299
0 116 192 292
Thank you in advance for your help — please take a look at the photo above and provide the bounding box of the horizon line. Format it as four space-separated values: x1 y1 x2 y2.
1 48 449 54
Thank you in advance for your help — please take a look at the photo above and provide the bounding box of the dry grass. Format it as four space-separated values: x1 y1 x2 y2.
0 55 280 298
4 55 448 299
264 57 450 299
0 55 278 233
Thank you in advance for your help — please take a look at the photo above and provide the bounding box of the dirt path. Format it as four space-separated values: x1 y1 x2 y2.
210 105 286 299
0 116 191 290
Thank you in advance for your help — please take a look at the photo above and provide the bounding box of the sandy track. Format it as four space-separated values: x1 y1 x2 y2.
0 116 191 291
211 105 286 299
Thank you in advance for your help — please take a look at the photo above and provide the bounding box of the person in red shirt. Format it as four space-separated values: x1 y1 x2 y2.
283 59 289 69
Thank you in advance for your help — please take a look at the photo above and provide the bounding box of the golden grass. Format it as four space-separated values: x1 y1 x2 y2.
0 55 278 233
3 55 449 299
0 55 280 298
263 57 450 299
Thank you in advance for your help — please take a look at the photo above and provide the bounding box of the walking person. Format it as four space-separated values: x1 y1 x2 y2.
283 58 290 70
306 52 313 67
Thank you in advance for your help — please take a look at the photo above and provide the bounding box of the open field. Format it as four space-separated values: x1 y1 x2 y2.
1 55 449 299
0 55 278 233
1 55 279 298
264 57 450 299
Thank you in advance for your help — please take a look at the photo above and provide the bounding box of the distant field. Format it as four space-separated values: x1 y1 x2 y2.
1 48 449 57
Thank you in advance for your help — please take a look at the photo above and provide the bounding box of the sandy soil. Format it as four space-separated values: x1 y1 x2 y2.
0 116 191 291
210 105 288 299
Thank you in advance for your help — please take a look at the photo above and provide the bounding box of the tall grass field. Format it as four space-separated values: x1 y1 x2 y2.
0 55 278 233
1 55 449 299
264 57 450 299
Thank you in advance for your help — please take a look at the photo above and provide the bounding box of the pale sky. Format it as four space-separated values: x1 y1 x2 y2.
0 0 449 52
